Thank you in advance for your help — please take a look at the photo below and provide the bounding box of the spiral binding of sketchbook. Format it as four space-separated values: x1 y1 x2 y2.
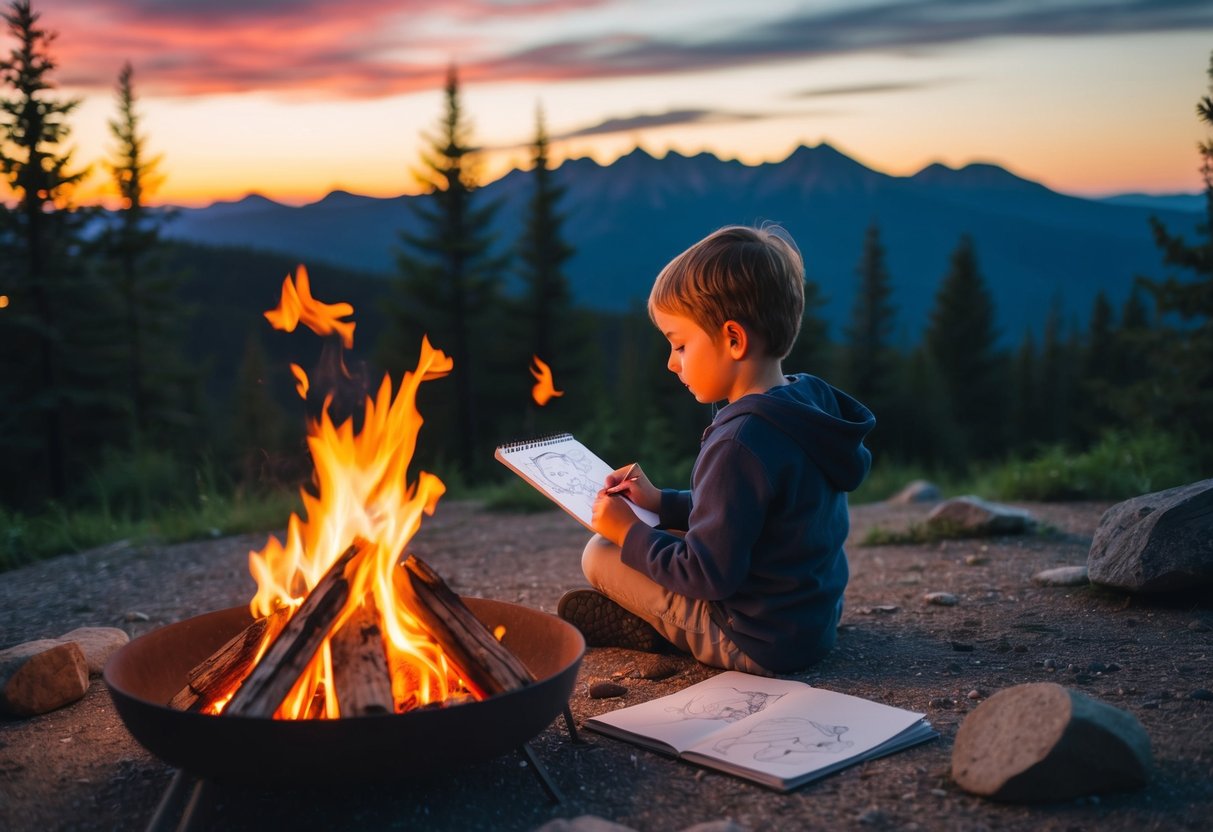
495 432 575 453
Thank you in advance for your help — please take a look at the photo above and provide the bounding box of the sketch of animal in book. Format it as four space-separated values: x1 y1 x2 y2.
663 686 787 725
712 717 855 762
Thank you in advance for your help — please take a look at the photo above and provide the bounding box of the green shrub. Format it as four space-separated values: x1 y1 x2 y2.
977 431 1198 502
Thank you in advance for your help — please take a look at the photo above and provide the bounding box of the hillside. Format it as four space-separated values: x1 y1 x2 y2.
160 145 1202 343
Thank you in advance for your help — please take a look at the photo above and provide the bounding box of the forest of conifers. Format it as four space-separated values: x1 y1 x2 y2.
1 0 1209 529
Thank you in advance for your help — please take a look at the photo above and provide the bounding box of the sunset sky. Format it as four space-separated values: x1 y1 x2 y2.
18 0 1213 207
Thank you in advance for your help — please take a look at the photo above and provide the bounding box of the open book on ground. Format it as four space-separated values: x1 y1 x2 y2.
584 671 938 792
495 433 659 532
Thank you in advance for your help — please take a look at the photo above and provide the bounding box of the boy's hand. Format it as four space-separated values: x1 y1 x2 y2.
592 490 640 547
603 462 661 513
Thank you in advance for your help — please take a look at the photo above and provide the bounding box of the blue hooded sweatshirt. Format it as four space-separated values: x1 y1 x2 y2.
619 373 874 672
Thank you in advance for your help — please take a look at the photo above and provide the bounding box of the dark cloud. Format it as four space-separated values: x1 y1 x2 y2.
485 0 1213 81
556 108 763 139
792 79 948 99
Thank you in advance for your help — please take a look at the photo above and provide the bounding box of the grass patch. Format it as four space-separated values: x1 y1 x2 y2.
976 431 1197 502
0 487 302 573
861 518 972 546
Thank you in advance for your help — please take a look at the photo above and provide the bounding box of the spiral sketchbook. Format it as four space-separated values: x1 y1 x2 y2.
494 433 659 532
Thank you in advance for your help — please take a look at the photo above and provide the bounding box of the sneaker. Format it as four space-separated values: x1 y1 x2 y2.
557 589 665 652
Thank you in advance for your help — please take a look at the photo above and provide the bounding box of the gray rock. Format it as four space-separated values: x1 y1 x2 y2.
57 627 130 675
927 496 1035 536
1087 478 1213 593
0 639 90 717
888 479 941 504
680 822 748 832
1031 566 1090 587
952 682 1151 802
923 591 959 606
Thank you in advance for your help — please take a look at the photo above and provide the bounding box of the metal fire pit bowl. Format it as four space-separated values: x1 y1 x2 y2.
104 598 584 784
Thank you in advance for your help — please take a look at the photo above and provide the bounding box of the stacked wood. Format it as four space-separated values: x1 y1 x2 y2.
396 554 534 698
166 541 532 719
330 595 394 716
223 540 367 718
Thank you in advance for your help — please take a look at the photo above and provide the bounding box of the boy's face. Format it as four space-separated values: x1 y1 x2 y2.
652 308 735 404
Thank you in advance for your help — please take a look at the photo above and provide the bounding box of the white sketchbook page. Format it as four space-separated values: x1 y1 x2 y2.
495 435 659 530
681 684 928 780
586 672 813 755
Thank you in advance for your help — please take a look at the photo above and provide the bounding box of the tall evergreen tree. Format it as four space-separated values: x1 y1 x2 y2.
1009 328 1040 450
1076 290 1116 440
380 65 505 478
842 223 897 451
0 0 88 505
1134 50 1213 461
924 234 1005 461
92 61 192 464
1036 296 1075 447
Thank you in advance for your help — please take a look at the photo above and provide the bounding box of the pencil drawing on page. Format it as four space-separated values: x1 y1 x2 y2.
658 686 787 725
528 449 601 499
712 717 854 763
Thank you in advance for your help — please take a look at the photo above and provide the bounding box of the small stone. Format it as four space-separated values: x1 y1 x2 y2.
1042 658 1057 671
124 612 150 623
0 640 90 717
930 788 947 797
887 479 941 504
929 697 954 709
924 592 959 606
1188 620 1211 632
588 682 628 699
56 627 129 675
1189 689 1213 701
967 689 984 700
964 555 989 566
629 655 681 681
1031 566 1089 587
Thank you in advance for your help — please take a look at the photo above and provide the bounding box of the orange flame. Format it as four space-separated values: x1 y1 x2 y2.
530 355 563 406
289 363 309 399
227 267 468 719
264 264 355 348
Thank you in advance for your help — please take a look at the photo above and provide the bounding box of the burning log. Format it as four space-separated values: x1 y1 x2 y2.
396 554 534 698
223 540 367 718
169 610 288 712
330 594 394 716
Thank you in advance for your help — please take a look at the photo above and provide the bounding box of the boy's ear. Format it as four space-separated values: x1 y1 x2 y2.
722 320 748 358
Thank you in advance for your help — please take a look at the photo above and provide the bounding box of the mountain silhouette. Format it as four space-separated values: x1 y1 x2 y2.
161 144 1199 343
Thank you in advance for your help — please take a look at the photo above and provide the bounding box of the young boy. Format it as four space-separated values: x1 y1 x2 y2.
557 225 874 675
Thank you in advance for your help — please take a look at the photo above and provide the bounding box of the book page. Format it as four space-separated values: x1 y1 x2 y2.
682 683 928 782
585 672 812 754
495 434 658 530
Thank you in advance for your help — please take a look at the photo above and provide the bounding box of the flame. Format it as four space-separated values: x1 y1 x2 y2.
530 355 563 406
219 269 470 719
264 264 355 348
289 363 309 399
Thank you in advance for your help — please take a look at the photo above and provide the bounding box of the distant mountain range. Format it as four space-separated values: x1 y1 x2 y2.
161 144 1203 344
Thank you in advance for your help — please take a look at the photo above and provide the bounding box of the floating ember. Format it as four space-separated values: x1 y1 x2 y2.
530 355 563 406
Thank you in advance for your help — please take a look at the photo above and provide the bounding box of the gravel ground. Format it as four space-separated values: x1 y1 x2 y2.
1 498 1211 832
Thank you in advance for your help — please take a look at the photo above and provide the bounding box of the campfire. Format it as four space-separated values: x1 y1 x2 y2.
169 266 531 720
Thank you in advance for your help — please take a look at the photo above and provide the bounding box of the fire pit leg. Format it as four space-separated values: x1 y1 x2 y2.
519 743 564 804
562 705 582 743
145 770 208 832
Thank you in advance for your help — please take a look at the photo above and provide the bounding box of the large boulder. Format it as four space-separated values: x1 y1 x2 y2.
952 682 1151 802
1087 478 1213 593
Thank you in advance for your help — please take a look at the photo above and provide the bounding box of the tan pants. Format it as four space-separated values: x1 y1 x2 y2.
581 534 773 676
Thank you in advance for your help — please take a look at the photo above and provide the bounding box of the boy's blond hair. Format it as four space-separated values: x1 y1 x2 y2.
648 225 805 358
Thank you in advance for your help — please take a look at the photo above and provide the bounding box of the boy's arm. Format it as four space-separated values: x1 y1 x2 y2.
659 488 692 530
621 439 770 600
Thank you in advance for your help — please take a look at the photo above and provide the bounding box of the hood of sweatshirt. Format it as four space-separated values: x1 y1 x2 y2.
704 373 875 492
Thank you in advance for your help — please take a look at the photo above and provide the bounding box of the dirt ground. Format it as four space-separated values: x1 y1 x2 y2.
1 497 1211 832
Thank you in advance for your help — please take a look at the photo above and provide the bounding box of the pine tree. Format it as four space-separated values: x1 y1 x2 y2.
1076 290 1116 440
1134 50 1213 461
923 234 1005 461
0 0 88 504
842 223 897 451
1009 328 1040 450
92 62 192 466
380 65 506 478
783 273 830 376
